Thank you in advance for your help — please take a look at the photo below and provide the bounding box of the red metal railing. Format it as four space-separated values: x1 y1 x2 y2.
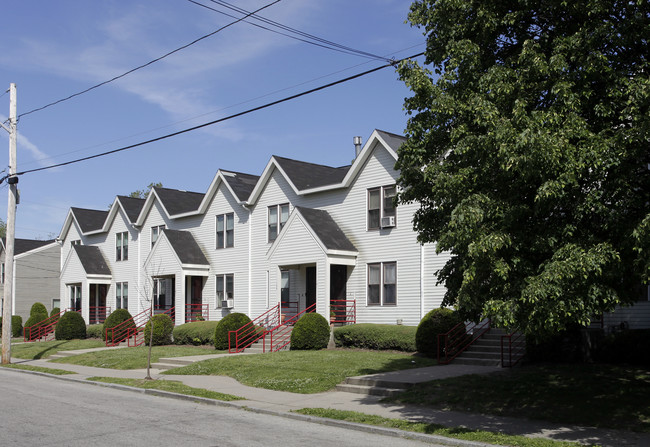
280 301 298 322
105 307 151 347
265 303 317 352
228 304 280 353
23 308 70 342
127 307 176 347
437 319 491 364
185 303 208 322
501 331 526 367
330 300 356 324
89 306 111 325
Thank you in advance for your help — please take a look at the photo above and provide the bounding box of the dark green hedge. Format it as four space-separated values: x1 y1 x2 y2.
214 313 251 350
334 323 417 352
290 313 330 350
30 302 48 317
0 315 23 338
173 321 218 345
55 311 87 340
415 308 462 357
103 309 134 341
86 324 104 339
23 312 48 339
144 314 174 346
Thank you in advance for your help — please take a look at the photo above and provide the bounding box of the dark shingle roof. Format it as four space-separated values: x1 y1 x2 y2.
295 207 356 252
71 207 109 233
1 238 55 255
274 156 350 191
221 171 260 201
375 129 406 153
162 229 209 265
116 196 146 223
153 187 205 216
73 245 111 275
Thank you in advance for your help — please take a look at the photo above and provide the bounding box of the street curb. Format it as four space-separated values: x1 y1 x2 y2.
1 366 495 447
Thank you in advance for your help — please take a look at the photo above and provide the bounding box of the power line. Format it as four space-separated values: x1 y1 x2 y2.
13 53 423 178
17 0 282 120
187 0 391 62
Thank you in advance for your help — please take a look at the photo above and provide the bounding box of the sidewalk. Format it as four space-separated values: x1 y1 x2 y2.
11 352 649 447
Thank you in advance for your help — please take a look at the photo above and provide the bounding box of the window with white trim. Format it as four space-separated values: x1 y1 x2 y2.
151 225 165 248
268 203 289 242
116 232 128 261
368 185 396 230
216 213 234 249
116 282 128 309
367 262 397 306
71 240 81 246
69 284 81 311
216 274 234 307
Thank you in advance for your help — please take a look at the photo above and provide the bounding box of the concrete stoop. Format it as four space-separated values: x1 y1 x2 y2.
453 328 525 367
242 326 293 354
336 376 413 397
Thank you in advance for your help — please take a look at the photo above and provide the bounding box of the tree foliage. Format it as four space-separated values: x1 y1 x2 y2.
397 0 649 338
129 182 163 199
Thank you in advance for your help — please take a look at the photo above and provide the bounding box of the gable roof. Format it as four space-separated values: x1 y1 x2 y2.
375 129 406 153
70 207 108 233
273 157 350 191
295 207 357 252
116 196 146 223
162 229 209 265
221 170 260 202
73 245 111 275
1 238 56 255
153 187 205 216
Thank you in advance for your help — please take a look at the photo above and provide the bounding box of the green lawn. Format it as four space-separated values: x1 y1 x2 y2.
385 363 650 433
163 349 436 393
51 345 220 370
11 339 106 359
1 363 76 375
86 376 244 401
295 409 586 447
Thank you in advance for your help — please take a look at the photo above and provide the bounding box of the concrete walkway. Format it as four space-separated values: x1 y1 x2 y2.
10 351 649 447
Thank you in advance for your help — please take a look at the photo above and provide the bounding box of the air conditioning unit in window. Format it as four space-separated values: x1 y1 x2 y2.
221 299 234 309
381 216 395 228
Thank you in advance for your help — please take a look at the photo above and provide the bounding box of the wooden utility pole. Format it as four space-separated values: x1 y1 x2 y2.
1 83 17 364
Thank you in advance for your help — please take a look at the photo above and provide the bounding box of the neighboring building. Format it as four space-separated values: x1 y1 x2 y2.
0 237 60 320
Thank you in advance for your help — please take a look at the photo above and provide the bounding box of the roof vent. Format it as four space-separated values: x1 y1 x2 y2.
353 136 363 158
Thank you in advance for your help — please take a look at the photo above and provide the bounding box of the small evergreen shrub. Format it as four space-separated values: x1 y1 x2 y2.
334 323 417 351
50 307 61 318
30 302 48 317
102 308 135 341
55 311 87 340
214 313 251 350
0 315 23 338
86 324 104 339
290 312 330 350
173 321 218 345
144 314 174 346
23 311 49 339
415 308 462 357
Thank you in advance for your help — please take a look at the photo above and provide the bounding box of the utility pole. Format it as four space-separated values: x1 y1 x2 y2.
1 83 17 364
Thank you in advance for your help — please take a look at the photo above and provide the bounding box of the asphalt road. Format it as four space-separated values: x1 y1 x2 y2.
0 369 437 447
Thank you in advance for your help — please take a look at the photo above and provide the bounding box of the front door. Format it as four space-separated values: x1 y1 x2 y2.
305 266 316 309
89 284 107 324
330 265 347 322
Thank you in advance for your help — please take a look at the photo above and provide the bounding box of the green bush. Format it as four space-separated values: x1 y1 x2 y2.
30 302 48 317
415 308 462 357
50 307 61 317
0 315 23 338
334 323 417 352
55 311 87 340
290 312 330 350
102 308 135 341
214 313 251 350
23 311 49 339
144 314 174 346
594 329 650 366
173 321 218 345
86 324 104 339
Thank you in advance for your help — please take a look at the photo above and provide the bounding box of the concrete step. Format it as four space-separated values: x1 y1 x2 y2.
453 357 501 367
156 357 198 366
458 351 501 360
335 383 407 397
150 362 184 370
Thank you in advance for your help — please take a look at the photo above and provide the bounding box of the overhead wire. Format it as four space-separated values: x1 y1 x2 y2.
11 52 423 179
17 0 282 120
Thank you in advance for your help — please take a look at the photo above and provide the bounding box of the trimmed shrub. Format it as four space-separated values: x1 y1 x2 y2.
144 314 174 346
23 311 49 339
55 311 87 340
334 323 417 352
173 321 218 345
86 324 104 339
30 302 48 317
415 308 462 357
50 307 61 318
102 308 135 341
290 312 330 350
0 315 23 338
214 313 251 350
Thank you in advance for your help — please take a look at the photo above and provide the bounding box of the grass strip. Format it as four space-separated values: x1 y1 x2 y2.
294 408 590 447
1 363 76 375
51 345 220 370
163 349 436 394
11 339 107 359
86 376 244 401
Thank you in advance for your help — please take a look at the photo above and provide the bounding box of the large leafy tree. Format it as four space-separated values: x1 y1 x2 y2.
396 0 649 338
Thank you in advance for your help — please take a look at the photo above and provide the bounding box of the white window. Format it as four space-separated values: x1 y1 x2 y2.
268 203 289 242
367 262 397 306
216 213 234 249
368 185 396 230
151 225 165 248
280 270 290 304
216 274 234 307
69 284 81 311
153 277 174 310
71 240 81 246
116 232 128 261
116 282 128 309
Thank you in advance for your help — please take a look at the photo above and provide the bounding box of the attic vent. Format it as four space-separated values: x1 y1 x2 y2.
222 172 236 177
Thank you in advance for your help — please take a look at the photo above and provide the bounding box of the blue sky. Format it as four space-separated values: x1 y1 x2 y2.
0 0 424 240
